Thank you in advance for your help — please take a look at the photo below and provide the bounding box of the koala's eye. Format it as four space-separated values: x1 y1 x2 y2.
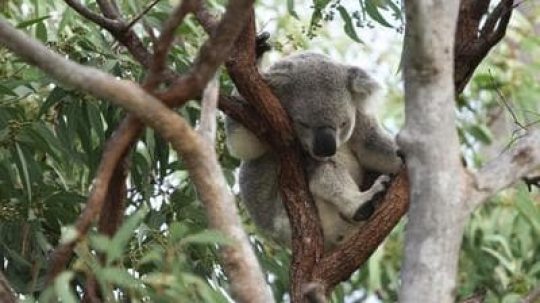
340 121 348 128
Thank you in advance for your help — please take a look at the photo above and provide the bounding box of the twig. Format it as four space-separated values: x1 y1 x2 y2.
125 0 162 30
63 0 124 31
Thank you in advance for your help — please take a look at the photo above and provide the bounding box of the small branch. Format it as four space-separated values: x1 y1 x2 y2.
0 19 273 303
454 0 515 93
125 0 162 30
193 2 219 32
198 75 220 143
63 0 124 31
521 285 540 303
96 0 121 19
158 0 255 106
144 0 198 90
0 271 16 303
470 128 540 207
522 175 540 191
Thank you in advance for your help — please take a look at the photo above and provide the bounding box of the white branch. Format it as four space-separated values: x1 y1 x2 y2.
397 1 464 303
470 128 540 207
198 75 220 144
0 19 274 303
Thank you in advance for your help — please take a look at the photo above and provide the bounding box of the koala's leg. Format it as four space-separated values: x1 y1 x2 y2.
349 111 403 174
309 161 391 221
225 116 269 161
239 154 291 245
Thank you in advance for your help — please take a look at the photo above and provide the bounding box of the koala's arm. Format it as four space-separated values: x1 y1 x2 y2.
309 161 391 221
349 111 402 174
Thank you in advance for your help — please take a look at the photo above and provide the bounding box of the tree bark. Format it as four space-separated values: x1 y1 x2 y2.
398 1 466 302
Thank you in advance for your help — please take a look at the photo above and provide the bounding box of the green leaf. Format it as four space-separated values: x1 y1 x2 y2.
54 271 78 303
467 124 493 144
515 187 540 233
15 143 32 204
16 15 51 29
36 21 47 42
337 6 362 43
107 206 148 264
100 268 140 288
180 230 233 246
364 0 393 28
0 84 17 97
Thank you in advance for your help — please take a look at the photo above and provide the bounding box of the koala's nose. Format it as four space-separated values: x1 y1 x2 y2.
313 127 337 157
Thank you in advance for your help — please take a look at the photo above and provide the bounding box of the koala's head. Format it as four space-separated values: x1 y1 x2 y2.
264 52 379 160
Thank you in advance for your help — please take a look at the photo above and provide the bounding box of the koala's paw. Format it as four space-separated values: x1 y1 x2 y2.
353 175 391 221
256 32 272 60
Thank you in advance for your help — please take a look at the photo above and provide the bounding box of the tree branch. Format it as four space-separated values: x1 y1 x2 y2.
45 0 254 278
470 128 540 207
0 271 16 303
125 0 161 30
454 0 515 93
198 75 220 142
0 19 273 303
63 0 124 31
96 0 121 19
144 0 197 90
224 12 324 302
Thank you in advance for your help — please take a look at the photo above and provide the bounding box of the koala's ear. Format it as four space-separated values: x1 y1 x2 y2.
347 67 380 101
263 61 294 89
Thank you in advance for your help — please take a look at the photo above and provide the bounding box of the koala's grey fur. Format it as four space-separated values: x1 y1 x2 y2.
226 52 402 250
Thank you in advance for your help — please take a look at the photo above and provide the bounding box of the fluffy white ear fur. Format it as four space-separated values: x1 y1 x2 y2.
348 67 381 111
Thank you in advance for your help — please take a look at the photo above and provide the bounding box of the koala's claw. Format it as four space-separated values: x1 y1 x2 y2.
353 200 375 221
353 175 391 221
256 31 272 59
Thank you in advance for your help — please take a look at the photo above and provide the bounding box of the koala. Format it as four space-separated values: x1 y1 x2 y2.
226 52 402 250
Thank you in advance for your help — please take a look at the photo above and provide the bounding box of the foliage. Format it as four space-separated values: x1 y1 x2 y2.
0 1 538 302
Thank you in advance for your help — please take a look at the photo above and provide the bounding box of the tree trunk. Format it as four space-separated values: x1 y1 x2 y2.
398 1 468 302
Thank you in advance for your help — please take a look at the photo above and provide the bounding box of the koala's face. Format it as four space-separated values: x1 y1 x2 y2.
264 53 378 160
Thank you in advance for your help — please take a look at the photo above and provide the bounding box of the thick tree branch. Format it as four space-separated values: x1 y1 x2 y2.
224 12 324 303
470 128 540 207
0 19 273 303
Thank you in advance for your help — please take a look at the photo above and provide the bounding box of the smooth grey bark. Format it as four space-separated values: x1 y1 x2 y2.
0 19 274 303
398 1 540 302
397 1 465 302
